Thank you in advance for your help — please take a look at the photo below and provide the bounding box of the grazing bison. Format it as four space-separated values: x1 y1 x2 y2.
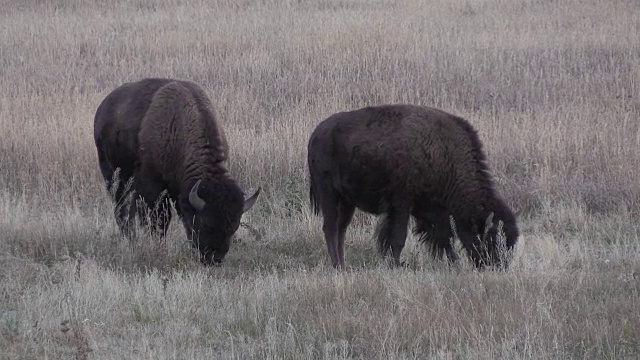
94 78 261 265
308 104 519 269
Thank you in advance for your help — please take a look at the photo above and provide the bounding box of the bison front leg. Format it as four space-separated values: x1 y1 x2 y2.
431 221 459 264
134 173 173 238
456 220 490 269
137 198 172 238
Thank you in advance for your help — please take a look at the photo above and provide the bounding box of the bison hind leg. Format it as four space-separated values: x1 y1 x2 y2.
375 205 410 267
114 188 137 239
311 182 345 269
335 200 356 269
103 168 137 239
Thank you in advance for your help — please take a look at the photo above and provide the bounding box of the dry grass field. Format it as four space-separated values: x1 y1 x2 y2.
1 0 640 358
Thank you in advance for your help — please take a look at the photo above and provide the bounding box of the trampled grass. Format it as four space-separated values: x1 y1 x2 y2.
1 0 639 358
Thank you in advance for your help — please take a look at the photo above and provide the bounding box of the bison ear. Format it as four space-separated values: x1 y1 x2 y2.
189 179 206 212
242 186 261 213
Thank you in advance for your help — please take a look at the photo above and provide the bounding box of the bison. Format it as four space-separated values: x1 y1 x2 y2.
94 78 261 265
308 104 519 270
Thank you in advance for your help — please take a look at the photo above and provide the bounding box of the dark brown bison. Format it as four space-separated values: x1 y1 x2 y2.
94 78 261 265
308 104 519 269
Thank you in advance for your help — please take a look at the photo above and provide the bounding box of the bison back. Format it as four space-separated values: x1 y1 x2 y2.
93 78 178 176
310 105 479 207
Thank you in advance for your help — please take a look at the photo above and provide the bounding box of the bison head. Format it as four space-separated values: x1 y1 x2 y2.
478 200 520 269
179 178 261 265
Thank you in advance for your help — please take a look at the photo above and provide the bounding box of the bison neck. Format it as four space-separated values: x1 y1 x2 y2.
137 80 232 189
181 151 230 185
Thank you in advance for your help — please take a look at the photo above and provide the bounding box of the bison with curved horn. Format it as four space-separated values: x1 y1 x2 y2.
94 78 261 265
308 104 519 270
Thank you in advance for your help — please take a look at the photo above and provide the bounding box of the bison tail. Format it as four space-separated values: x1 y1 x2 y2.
309 183 321 215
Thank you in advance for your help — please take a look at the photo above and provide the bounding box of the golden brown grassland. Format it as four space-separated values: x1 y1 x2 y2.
1 0 639 358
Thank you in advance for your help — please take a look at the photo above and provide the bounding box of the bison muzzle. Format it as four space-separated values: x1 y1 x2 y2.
308 104 519 270
94 78 261 265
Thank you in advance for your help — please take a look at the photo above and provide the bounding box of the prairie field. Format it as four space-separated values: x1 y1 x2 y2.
1 0 640 358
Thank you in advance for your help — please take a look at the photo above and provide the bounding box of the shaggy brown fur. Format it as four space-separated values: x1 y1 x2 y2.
308 104 519 269
94 78 260 265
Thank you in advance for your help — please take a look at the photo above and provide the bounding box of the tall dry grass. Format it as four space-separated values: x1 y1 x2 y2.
1 0 639 358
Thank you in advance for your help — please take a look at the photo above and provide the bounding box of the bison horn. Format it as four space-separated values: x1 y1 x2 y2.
482 212 495 240
189 179 206 212
242 186 261 213
485 212 495 229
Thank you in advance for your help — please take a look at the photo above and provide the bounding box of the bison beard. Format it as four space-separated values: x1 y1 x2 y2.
94 78 260 265
308 104 519 270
